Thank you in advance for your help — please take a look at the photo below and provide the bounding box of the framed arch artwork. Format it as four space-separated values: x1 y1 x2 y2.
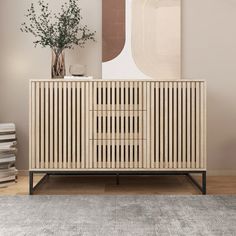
102 0 181 80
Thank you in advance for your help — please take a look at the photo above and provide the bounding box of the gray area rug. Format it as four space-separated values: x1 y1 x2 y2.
0 196 235 236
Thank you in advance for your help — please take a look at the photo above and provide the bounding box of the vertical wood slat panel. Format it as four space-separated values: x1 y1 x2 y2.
35 82 40 169
134 140 137 169
133 82 138 168
196 83 200 168
116 82 120 168
63 83 67 169
116 136 120 169
120 113 125 165
111 82 115 168
97 106 101 165
120 82 124 110
182 82 186 169
29 82 32 169
89 83 93 169
98 107 102 138
97 140 101 169
146 82 150 169
77 83 81 169
111 82 115 141
107 82 111 168
130 82 134 168
160 82 164 169
125 82 129 141
107 82 111 111
125 83 129 168
67 83 71 169
111 140 115 169
169 82 173 169
120 135 124 169
103 82 107 168
107 139 111 169
155 83 159 169
191 82 196 169
133 82 137 111
115 139 120 169
98 82 102 111
150 83 155 168
139 82 143 169
130 82 134 111
143 82 147 168
54 82 58 169
85 82 89 168
200 82 204 168
81 83 85 168
49 82 54 169
187 82 191 169
177 82 182 169
72 82 76 169
164 82 168 168
93 82 97 169
40 82 45 169
45 82 49 169
120 81 125 168
120 82 124 167
204 82 207 169
173 83 177 168
58 82 63 169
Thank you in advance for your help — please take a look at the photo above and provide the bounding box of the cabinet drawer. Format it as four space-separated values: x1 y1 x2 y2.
89 139 145 169
90 110 146 140
93 81 147 111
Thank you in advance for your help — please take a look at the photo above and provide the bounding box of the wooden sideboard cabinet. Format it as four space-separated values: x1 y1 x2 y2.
29 79 207 194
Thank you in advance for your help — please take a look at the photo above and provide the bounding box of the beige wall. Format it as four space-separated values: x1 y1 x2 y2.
0 0 236 174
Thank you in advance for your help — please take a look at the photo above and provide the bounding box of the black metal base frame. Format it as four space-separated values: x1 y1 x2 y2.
29 171 207 195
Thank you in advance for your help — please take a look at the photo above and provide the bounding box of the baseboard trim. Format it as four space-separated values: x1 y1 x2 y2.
18 169 236 176
207 170 236 176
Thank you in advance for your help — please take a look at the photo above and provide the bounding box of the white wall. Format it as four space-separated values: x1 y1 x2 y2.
0 0 236 174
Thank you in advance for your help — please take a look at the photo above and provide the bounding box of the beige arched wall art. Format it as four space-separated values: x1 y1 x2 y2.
132 0 181 79
102 0 181 79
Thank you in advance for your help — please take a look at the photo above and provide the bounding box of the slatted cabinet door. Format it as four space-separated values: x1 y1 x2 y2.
30 81 91 170
147 81 207 170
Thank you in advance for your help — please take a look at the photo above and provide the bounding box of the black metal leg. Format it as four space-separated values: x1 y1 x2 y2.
116 173 120 185
202 171 207 195
186 171 207 195
29 171 33 195
29 172 49 195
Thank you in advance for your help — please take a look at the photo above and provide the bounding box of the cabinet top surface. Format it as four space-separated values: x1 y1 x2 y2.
30 78 206 82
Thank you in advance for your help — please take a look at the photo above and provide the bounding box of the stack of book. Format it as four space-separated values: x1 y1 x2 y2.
0 123 18 187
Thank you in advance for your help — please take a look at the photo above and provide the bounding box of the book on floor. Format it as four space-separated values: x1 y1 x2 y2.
0 133 16 141
0 141 17 148
0 167 17 177
0 123 17 187
0 123 16 133
0 175 16 183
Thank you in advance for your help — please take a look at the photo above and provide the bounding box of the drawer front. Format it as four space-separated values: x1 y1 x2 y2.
90 139 145 169
93 81 147 111
91 110 146 140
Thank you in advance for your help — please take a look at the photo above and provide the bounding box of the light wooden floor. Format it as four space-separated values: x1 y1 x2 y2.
1 175 236 195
